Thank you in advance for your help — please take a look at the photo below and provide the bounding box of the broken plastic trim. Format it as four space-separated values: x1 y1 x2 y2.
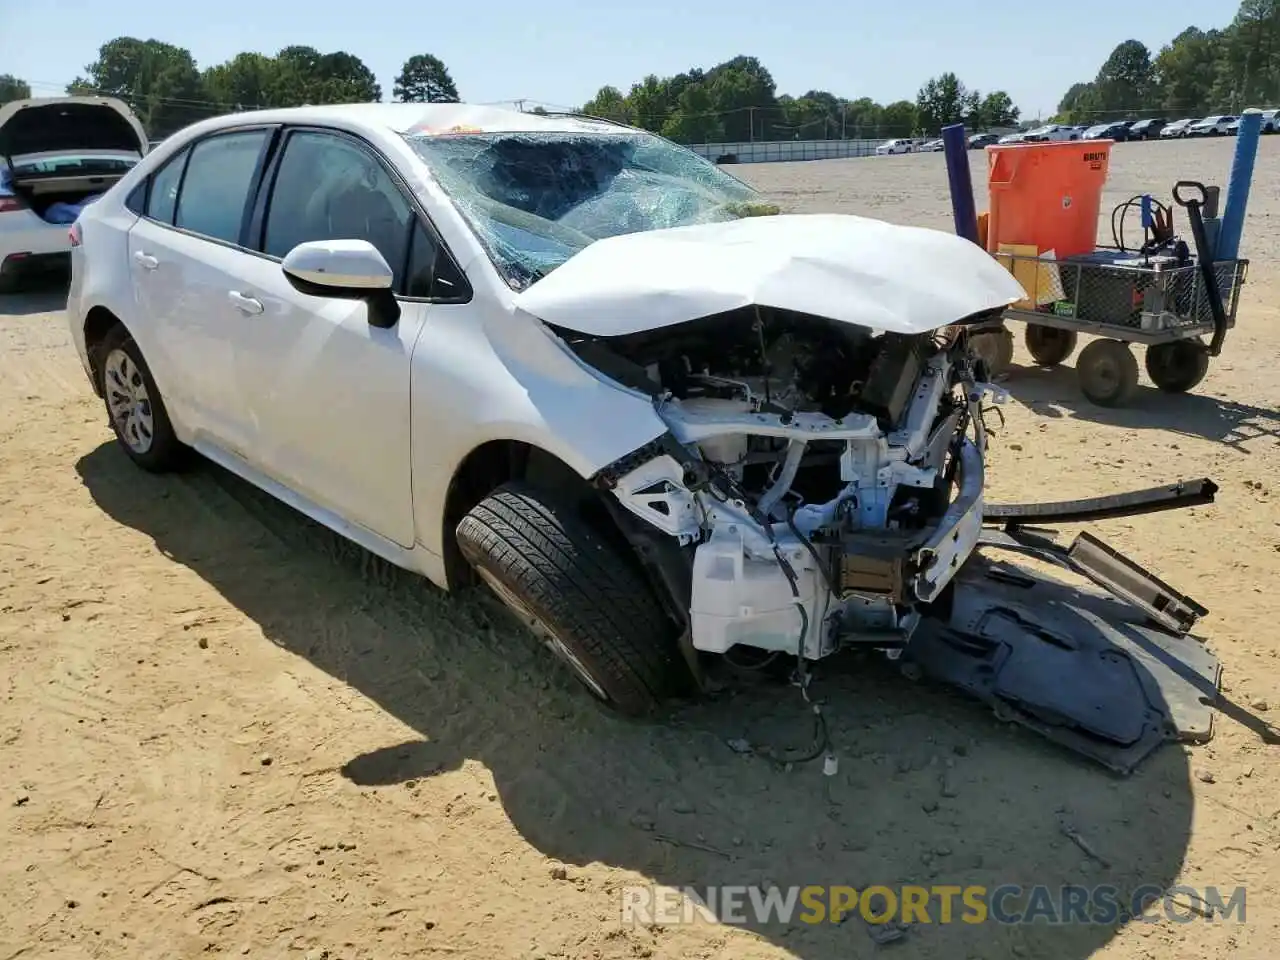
982 479 1218 526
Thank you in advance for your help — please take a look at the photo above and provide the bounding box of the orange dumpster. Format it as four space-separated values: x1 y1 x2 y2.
985 140 1111 260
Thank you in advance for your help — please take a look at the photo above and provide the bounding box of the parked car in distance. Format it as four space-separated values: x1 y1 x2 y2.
1160 118 1198 138
0 96 148 291
920 138 945 152
1021 123 1081 142
1187 115 1237 136
875 138 913 155
968 132 999 148
1083 121 1130 141
997 131 1026 144
1226 110 1278 134
1127 118 1165 140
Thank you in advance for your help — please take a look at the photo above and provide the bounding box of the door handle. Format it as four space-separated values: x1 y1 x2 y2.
133 251 159 270
228 291 264 315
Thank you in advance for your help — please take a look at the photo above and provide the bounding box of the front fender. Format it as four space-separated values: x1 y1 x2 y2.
409 303 668 558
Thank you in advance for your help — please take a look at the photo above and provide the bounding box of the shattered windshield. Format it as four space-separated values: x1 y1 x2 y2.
405 130 775 289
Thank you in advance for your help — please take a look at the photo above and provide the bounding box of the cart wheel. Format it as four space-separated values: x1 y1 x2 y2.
970 328 1014 377
1145 339 1210 393
1025 324 1078 367
1076 339 1139 407
994 328 1015 374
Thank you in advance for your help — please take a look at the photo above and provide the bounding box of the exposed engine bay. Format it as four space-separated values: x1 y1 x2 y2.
523 210 1221 776
562 305 998 662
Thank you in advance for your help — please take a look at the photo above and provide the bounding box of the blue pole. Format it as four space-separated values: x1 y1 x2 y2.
942 123 979 246
1216 108 1262 261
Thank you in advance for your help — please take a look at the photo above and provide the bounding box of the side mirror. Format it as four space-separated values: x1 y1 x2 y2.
281 239 400 329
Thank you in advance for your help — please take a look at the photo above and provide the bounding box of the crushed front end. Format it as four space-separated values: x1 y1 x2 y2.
572 306 1000 664
565 304 1222 774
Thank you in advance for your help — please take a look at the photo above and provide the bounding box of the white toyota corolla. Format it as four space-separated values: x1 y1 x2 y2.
68 103 1025 715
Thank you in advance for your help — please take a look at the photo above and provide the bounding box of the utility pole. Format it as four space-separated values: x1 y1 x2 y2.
749 106 755 142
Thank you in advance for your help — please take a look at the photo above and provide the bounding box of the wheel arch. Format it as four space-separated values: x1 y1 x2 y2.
441 440 616 588
82 305 127 396
438 438 695 635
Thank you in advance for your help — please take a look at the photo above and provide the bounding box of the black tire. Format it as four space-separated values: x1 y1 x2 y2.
995 327 1015 374
455 482 691 716
1024 324 1078 366
1076 338 1139 407
95 324 188 472
969 327 1014 377
1145 339 1210 393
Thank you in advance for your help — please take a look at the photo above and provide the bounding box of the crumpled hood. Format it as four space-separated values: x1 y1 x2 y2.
512 213 1027 337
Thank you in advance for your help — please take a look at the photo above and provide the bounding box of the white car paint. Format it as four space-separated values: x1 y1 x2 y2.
1021 123 1081 142
0 98 147 280
1159 118 1198 138
513 212 1024 337
875 138 913 155
67 102 1012 675
1187 115 1237 136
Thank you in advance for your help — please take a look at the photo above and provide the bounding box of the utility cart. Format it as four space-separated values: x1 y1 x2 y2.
994 182 1248 407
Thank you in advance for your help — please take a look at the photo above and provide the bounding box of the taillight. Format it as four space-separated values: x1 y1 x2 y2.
69 223 82 247
0 196 23 213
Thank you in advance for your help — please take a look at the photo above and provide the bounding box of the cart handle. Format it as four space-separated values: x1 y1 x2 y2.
1173 181 1207 208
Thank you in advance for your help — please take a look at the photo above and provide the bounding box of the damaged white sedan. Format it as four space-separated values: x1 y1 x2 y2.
69 105 1222 773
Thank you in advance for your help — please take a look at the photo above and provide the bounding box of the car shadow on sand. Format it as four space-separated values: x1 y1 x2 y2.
1002 362 1280 451
0 270 70 316
0 287 68 317
76 443 1202 960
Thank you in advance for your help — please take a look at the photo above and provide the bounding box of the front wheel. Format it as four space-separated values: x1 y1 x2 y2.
456 482 692 716
1145 339 1210 393
969 327 1014 377
1077 338 1139 407
96 325 188 472
1025 324 1078 367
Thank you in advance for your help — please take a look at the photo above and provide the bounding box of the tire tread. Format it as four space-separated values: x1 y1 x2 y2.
456 482 687 714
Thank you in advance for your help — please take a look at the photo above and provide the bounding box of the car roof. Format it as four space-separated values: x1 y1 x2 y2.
176 102 632 139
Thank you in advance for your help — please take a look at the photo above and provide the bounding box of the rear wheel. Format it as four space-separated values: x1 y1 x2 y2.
96 325 188 472
1145 339 1210 393
1024 324 1078 367
1077 338 1139 407
456 481 692 716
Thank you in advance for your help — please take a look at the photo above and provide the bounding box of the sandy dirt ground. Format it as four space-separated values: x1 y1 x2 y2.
2 136 1279 960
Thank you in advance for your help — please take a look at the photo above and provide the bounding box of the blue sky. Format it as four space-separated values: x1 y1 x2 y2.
1 0 1242 120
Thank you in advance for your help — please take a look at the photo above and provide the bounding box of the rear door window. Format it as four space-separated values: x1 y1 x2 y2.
174 130 269 245
143 147 189 224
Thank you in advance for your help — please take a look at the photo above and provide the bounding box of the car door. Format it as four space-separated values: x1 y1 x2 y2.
224 127 437 548
127 127 275 458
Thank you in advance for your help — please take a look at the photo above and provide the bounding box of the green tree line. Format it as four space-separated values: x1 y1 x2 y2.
579 57 1021 142
1057 2 1280 122
0 38 460 138
2 40 1020 144
2 0 1276 145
